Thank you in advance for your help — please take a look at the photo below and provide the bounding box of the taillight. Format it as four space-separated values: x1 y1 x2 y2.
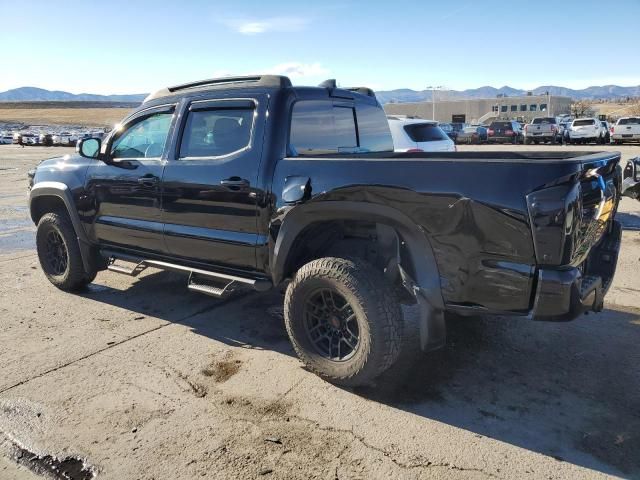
524 125 528 132
488 129 494 136
505 129 514 136
551 125 557 133
406 148 424 153
611 127 614 133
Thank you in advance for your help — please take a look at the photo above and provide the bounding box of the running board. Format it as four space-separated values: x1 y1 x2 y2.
188 273 236 298
107 259 148 277
101 250 272 296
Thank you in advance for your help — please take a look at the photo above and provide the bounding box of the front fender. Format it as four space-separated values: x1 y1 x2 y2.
29 181 93 272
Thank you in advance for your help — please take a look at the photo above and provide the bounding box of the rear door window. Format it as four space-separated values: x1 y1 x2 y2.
403 123 449 142
180 106 254 158
290 101 357 155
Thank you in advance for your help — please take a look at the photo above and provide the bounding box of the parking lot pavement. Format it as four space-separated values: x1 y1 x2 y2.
0 144 639 479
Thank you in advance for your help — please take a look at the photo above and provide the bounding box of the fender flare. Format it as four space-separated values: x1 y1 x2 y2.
271 201 446 351
29 181 93 272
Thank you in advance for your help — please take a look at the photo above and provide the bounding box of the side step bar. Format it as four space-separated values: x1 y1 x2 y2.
102 250 272 299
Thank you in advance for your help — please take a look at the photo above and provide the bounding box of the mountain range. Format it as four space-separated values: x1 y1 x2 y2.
375 85 640 104
0 87 147 103
0 84 639 104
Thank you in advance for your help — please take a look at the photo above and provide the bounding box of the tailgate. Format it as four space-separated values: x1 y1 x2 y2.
526 153 621 267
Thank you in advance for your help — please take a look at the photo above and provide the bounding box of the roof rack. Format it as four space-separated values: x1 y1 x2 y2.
144 75 292 103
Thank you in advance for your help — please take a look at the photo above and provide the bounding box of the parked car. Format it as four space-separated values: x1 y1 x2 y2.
387 116 456 152
53 132 73 145
622 157 640 201
611 117 640 144
568 118 601 144
523 117 560 144
559 122 571 143
438 122 459 143
38 133 53 146
450 122 466 142
20 133 38 145
456 125 487 144
487 120 523 144
0 135 13 145
28 74 623 387
599 121 611 144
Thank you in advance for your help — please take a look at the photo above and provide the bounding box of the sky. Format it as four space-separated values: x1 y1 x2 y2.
1 0 640 94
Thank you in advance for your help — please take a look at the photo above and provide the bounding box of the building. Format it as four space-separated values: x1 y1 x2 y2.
383 94 573 124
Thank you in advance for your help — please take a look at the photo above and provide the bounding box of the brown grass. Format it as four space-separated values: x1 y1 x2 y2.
0 107 133 127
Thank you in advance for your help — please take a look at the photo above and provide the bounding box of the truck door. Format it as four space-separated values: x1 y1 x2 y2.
84 104 176 253
160 97 266 271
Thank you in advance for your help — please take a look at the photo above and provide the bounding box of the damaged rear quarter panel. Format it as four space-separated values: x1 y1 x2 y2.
273 157 551 312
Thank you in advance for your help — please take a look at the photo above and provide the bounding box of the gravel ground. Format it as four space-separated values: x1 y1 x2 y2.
0 144 639 480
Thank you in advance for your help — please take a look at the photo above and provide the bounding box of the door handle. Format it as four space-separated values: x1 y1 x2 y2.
137 176 158 187
220 177 249 188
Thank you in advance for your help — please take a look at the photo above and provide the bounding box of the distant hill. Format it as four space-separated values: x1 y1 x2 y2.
2 84 639 105
0 87 147 103
375 85 640 104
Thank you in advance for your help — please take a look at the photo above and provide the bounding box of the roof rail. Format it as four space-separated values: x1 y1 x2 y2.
168 75 291 92
144 75 292 103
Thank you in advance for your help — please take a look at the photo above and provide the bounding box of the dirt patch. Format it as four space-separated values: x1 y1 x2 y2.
202 359 242 383
220 395 291 418
11 444 95 480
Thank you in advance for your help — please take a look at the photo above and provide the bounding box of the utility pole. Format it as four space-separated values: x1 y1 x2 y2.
426 85 443 121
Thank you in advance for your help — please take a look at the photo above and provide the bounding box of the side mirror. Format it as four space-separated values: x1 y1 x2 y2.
77 137 102 159
622 157 640 200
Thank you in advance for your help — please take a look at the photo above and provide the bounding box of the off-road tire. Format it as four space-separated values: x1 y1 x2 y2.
284 257 403 387
36 211 92 291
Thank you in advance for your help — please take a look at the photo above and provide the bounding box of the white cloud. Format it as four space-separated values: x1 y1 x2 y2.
223 16 309 35
210 63 330 82
262 62 329 79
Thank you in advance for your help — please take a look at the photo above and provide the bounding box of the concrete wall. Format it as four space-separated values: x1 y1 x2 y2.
384 96 573 124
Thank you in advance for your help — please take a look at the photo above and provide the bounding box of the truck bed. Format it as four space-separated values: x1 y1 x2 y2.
273 150 621 314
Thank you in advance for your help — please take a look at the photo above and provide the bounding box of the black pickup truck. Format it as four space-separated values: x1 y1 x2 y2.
28 75 624 386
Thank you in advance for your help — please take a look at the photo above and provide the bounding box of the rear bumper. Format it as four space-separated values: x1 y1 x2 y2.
612 133 640 140
532 220 621 321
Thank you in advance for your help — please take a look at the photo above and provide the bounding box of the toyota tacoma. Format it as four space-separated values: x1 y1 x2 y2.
28 75 624 386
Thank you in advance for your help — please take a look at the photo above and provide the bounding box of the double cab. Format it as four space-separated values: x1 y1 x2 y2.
28 75 624 386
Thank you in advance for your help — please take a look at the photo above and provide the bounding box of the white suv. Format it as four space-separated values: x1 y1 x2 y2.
387 116 455 152
568 118 601 144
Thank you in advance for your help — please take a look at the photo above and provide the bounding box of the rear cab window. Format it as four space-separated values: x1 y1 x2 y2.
532 117 556 124
618 117 640 125
289 99 392 155
573 119 595 126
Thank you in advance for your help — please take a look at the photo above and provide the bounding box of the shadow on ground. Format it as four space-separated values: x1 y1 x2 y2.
83 270 640 478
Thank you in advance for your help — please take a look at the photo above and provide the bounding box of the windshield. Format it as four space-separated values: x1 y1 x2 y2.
403 123 449 142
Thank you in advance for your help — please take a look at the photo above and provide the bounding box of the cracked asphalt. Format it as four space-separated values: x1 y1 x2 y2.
0 144 639 479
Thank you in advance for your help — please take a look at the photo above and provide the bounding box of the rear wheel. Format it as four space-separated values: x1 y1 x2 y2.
284 257 403 387
36 212 94 291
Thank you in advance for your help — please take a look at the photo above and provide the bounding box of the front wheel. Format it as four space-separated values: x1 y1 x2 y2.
36 211 94 291
284 257 403 387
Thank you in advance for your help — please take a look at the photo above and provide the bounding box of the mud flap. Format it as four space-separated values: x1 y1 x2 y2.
416 294 446 352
